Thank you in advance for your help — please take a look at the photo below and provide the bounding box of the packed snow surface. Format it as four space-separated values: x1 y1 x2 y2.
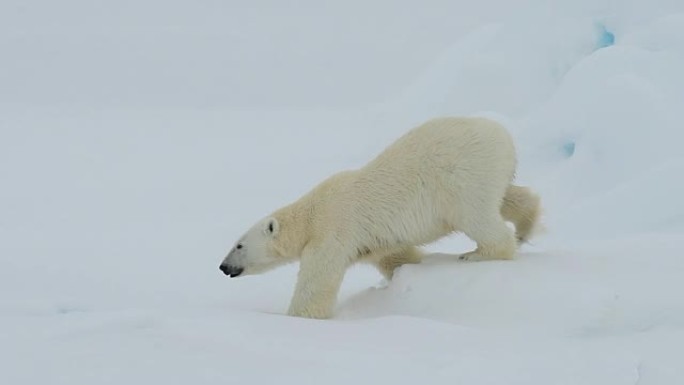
2 1 684 384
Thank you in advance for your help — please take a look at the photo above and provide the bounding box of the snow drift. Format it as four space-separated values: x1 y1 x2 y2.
2 1 684 384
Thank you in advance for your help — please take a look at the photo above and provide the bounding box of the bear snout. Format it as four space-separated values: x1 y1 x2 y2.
219 264 245 278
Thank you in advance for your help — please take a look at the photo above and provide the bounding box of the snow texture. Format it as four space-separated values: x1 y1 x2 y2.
2 1 684 384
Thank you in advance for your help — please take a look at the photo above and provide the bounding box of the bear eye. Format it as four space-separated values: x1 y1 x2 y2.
236 243 243 250
268 222 274 233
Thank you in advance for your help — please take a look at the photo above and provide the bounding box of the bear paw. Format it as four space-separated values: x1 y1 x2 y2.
458 251 485 262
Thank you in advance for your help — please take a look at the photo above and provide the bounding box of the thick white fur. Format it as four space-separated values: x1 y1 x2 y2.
222 117 541 319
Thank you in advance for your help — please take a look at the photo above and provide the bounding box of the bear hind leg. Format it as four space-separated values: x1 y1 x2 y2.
373 247 423 280
501 185 542 244
458 210 517 262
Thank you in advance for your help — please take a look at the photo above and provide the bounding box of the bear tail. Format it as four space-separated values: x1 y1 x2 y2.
501 185 543 244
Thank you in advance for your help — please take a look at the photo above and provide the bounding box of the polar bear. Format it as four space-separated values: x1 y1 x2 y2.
219 116 541 319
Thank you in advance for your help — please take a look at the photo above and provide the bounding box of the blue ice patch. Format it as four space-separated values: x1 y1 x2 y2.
596 25 615 49
562 141 576 158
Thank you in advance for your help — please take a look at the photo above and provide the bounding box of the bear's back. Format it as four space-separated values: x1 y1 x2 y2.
364 116 515 178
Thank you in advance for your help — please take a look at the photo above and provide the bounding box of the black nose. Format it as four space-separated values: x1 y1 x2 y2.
219 264 244 278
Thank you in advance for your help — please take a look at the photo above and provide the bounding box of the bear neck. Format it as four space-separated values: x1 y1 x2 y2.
273 198 314 259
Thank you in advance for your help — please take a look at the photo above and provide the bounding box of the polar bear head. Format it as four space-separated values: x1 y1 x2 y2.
219 215 288 277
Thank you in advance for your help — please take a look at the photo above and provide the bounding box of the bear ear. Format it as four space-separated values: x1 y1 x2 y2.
263 217 279 237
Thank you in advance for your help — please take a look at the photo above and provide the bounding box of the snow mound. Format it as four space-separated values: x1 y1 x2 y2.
2 1 684 384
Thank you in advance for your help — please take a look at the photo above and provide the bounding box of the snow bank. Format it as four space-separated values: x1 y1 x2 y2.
2 1 684 384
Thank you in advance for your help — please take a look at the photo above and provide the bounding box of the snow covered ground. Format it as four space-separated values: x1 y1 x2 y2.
2 1 684 384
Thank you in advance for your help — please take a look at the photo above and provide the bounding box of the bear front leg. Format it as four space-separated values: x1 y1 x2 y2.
287 248 349 319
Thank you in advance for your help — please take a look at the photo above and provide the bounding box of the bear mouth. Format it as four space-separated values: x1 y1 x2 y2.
219 264 244 278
